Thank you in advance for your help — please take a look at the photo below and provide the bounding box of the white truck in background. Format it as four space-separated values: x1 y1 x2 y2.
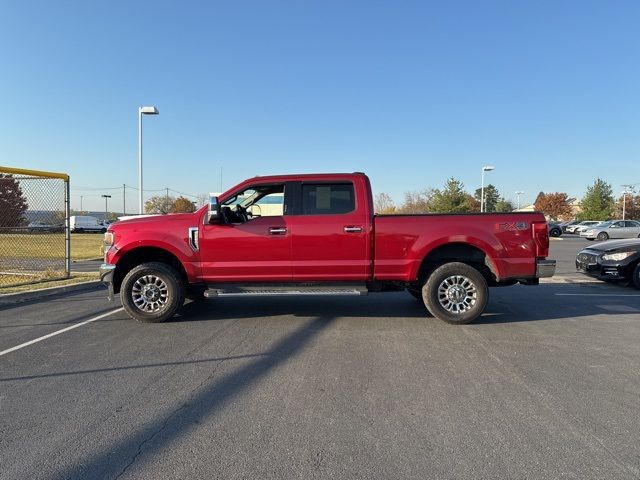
70 216 106 233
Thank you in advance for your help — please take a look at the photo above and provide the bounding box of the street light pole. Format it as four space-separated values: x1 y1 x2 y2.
102 194 112 221
515 191 524 210
138 106 159 214
480 165 495 213
622 185 633 220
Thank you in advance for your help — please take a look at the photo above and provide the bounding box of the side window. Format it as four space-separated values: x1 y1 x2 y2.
253 191 284 216
613 221 625 228
221 184 285 223
301 183 355 215
626 221 639 228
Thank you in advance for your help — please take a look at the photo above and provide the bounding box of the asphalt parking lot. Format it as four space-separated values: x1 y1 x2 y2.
1 236 639 480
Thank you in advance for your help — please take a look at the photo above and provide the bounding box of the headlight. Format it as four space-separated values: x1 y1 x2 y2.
602 251 635 261
585 230 594 235
103 232 114 247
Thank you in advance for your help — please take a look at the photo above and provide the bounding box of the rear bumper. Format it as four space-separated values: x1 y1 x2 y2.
99 263 116 300
536 259 556 278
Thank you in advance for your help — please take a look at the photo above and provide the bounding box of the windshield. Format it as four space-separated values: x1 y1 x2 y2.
597 221 612 228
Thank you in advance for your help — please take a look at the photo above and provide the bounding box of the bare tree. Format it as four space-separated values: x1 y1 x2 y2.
374 193 396 214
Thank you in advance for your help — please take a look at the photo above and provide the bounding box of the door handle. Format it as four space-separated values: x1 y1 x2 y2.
269 227 287 235
344 226 363 233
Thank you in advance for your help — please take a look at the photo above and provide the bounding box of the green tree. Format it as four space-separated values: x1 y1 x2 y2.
430 178 473 213
145 195 176 214
474 184 500 212
0 174 28 227
374 192 396 214
172 196 197 213
495 197 514 213
578 179 614 221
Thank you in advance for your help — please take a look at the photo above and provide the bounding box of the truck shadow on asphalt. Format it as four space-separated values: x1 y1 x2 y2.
172 281 639 326
53 314 336 480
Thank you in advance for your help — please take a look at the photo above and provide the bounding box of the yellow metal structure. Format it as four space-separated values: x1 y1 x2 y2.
0 165 69 181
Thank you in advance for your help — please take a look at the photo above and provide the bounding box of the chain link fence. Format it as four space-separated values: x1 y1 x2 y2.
0 166 70 288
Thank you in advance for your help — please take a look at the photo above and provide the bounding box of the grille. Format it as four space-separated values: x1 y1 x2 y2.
577 253 598 265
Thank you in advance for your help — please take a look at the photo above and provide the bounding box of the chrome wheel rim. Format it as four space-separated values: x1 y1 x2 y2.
437 275 477 313
131 275 169 312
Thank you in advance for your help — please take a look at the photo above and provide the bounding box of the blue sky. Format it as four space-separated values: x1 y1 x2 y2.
1 0 639 212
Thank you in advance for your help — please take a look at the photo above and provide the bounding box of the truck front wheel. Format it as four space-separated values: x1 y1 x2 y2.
121 262 185 323
422 262 488 324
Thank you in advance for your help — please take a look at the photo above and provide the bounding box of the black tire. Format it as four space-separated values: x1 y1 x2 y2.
422 262 489 324
632 263 640 290
120 262 185 323
549 228 562 237
407 288 424 303
596 232 609 241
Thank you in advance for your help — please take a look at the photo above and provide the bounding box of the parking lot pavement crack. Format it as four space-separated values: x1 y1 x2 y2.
112 319 260 480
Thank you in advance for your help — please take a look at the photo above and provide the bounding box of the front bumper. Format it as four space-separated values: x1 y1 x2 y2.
100 263 116 300
576 259 630 281
536 259 556 278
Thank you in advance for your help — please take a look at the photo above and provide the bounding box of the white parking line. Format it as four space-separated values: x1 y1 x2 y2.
0 308 124 358
555 294 640 297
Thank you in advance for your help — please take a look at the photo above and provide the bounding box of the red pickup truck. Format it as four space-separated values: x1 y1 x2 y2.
100 173 555 324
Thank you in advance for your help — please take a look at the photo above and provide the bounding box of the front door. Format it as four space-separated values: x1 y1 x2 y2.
199 183 291 282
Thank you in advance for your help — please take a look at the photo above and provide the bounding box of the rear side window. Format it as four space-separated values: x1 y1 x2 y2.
301 183 355 215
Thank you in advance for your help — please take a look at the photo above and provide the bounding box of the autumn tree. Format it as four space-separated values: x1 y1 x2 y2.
0 174 28 227
578 179 614 221
398 189 434 214
172 196 197 213
430 178 474 213
474 184 500 213
374 193 396 214
534 192 572 220
616 192 640 220
145 195 176 214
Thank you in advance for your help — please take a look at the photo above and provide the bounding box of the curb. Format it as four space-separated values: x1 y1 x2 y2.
0 281 103 306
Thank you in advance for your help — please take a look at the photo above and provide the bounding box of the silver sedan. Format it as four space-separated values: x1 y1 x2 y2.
581 220 640 241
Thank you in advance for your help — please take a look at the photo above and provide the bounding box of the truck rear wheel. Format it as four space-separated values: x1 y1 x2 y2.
422 262 488 324
120 262 185 323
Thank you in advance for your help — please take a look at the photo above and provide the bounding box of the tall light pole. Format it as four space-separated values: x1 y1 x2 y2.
480 165 495 212
138 105 159 214
515 191 524 210
621 185 633 220
102 194 112 221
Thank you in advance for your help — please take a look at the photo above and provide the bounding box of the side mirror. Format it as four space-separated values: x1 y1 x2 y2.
208 196 221 224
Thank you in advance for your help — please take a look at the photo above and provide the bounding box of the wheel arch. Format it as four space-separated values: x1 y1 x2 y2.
112 246 188 294
413 242 499 286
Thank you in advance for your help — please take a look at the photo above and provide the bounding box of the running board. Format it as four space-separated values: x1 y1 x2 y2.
204 284 368 298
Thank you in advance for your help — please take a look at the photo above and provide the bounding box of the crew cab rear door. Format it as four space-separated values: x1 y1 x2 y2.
199 182 292 282
287 181 370 281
